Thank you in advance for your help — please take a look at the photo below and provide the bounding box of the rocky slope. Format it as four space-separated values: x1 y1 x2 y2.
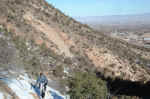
1 0 150 83
0 0 150 98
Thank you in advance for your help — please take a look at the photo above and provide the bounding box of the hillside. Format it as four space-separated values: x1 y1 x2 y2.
0 0 150 98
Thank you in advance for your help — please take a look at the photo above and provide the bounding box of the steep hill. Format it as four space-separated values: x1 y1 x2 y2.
1 0 150 98
1 0 150 83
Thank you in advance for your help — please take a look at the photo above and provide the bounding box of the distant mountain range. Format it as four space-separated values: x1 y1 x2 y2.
75 13 150 32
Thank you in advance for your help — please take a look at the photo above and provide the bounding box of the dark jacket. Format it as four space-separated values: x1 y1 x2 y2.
36 75 48 85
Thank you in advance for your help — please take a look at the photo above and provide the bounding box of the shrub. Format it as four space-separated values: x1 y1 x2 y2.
53 65 64 77
12 36 28 57
0 38 15 64
68 72 107 99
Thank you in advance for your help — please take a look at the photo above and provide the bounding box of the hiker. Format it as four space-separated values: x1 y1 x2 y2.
36 73 42 89
36 72 48 98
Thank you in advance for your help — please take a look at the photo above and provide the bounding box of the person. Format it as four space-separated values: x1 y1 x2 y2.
36 73 42 89
36 72 48 98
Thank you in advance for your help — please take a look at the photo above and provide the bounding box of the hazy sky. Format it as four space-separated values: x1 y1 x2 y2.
46 0 150 17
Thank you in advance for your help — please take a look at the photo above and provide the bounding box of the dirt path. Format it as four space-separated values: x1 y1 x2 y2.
23 12 73 57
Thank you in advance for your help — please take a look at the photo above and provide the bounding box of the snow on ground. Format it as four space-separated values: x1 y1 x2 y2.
0 74 68 99
0 92 4 99
7 79 35 99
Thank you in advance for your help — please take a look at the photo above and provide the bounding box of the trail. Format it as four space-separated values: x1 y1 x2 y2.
0 74 67 99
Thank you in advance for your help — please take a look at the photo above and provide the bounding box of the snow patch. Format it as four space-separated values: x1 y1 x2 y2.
0 93 4 99
0 74 68 99
3 77 35 99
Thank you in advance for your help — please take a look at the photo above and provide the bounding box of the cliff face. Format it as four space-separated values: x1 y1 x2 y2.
0 0 150 85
